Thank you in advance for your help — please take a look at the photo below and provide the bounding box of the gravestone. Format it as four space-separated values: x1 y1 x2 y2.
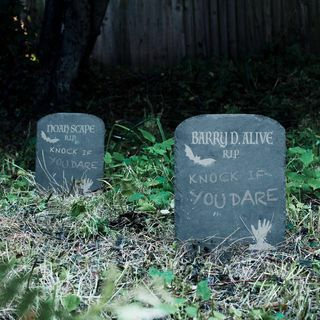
35 113 105 193
175 114 286 250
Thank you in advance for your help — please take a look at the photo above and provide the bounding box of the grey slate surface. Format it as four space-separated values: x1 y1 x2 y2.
35 113 105 193
174 114 286 249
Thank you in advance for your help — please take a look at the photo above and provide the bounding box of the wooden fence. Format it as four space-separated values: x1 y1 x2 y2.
93 0 320 69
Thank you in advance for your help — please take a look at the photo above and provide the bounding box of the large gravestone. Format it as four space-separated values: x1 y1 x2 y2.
175 114 286 250
35 113 105 193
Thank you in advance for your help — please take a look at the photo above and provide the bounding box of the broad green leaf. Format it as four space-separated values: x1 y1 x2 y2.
62 294 81 312
148 267 174 285
155 176 166 184
161 138 174 149
152 145 167 155
302 183 312 191
185 306 198 317
70 202 86 218
148 267 161 278
112 152 125 162
161 270 174 285
138 129 156 143
308 178 320 190
128 193 145 202
149 191 171 206
145 179 161 187
196 279 211 301
275 312 285 319
104 152 112 164
6 194 18 203
146 144 166 155
300 150 314 166
137 202 156 212
288 146 307 155
287 172 304 183
211 311 226 319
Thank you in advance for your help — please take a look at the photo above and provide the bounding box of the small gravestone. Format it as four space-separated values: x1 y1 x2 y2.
175 114 286 250
35 113 105 193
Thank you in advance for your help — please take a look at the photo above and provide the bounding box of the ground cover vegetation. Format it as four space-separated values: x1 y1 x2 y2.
0 119 319 319
1 2 320 319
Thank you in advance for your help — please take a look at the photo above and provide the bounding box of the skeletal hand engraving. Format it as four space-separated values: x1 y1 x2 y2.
251 219 271 243
78 178 93 193
249 219 275 251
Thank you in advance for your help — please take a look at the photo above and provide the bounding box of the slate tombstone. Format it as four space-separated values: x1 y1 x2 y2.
36 113 105 193
175 114 286 250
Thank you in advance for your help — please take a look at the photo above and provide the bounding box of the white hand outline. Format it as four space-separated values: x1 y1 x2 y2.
79 178 93 193
249 219 275 251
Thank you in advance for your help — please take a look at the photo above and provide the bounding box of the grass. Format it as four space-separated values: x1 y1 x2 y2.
0 122 319 319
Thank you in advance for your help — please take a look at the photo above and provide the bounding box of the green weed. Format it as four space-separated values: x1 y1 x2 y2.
104 118 174 212
286 128 320 201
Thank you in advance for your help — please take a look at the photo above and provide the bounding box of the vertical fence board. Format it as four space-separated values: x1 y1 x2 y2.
309 0 320 53
281 0 288 37
218 0 229 58
289 0 299 43
96 0 119 65
208 0 220 57
299 0 309 51
272 0 282 41
193 0 206 57
183 0 196 57
254 0 264 53
127 0 140 68
316 0 320 52
149 0 159 66
264 0 272 46
237 0 247 56
136 0 144 68
203 0 211 57
171 0 184 63
246 0 255 54
227 0 238 59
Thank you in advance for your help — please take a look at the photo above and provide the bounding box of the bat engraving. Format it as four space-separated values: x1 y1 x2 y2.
41 131 60 144
184 144 216 167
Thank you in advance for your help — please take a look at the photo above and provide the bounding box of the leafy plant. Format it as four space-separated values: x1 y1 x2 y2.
196 279 211 301
104 118 174 212
286 129 320 200
148 267 174 286
0 259 173 320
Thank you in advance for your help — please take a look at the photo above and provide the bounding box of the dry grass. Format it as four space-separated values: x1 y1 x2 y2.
0 186 319 319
